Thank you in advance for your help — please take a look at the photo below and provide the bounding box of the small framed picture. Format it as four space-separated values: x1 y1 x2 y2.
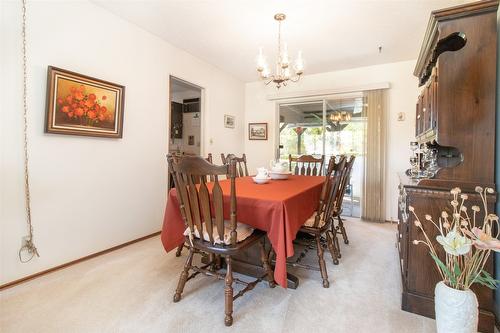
45 66 125 138
224 114 235 128
248 123 268 140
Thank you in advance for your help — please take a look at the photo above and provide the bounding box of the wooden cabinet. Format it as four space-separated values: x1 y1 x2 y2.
183 98 200 114
415 73 437 139
170 101 183 139
415 95 422 137
398 177 496 332
396 183 408 284
400 2 498 332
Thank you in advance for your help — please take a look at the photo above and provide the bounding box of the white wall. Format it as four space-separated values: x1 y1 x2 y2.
244 60 420 221
0 0 245 284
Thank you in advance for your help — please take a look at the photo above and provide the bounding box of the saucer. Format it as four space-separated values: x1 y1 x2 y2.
252 176 270 184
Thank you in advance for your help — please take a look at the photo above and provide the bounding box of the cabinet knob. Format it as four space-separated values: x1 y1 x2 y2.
423 108 426 112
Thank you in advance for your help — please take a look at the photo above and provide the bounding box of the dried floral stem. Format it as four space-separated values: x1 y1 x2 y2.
410 187 499 291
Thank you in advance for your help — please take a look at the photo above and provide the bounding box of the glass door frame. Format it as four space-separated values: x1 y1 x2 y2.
276 99 325 159
274 92 363 160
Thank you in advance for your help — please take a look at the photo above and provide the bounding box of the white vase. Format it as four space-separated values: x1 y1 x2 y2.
434 281 478 333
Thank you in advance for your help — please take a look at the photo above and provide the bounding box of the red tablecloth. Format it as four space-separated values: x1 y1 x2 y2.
161 175 324 288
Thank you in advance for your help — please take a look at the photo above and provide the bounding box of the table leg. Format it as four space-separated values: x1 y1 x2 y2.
230 258 300 289
203 237 300 289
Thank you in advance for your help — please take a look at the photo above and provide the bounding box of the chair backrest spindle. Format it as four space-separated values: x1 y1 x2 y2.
289 154 325 176
335 155 356 214
309 156 346 228
167 155 238 246
221 153 249 177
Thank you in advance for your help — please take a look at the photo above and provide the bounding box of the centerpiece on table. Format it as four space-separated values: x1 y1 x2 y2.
409 186 500 333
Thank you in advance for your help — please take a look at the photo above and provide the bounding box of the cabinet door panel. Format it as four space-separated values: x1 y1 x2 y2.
405 189 494 310
416 95 423 137
431 75 438 131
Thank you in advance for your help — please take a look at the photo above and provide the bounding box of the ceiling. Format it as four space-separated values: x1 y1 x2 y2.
93 0 471 82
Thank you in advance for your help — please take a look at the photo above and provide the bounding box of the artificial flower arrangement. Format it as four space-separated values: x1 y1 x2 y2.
409 186 500 291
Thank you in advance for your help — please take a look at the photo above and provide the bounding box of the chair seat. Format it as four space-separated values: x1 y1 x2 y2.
191 229 266 255
303 213 326 228
184 220 254 245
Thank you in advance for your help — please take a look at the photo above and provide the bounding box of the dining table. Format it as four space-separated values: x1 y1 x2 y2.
161 175 325 288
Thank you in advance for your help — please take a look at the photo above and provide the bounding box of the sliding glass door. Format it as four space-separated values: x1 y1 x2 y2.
278 95 366 218
278 101 324 159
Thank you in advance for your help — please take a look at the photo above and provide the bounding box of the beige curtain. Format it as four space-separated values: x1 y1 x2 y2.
361 89 386 222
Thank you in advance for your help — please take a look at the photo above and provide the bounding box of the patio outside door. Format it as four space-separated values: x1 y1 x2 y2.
278 95 366 218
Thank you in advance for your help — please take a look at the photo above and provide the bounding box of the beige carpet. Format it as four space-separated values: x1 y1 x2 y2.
1 218 440 332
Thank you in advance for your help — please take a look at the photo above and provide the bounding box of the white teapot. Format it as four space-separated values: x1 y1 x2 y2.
270 160 288 173
255 167 269 179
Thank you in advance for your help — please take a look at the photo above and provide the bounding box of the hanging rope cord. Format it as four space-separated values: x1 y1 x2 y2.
19 0 39 263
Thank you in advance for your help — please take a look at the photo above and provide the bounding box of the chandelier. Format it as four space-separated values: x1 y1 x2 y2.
256 13 304 89
330 111 352 124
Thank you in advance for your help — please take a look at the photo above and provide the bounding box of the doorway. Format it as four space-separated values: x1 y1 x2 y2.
169 76 203 155
278 94 367 218
168 76 203 189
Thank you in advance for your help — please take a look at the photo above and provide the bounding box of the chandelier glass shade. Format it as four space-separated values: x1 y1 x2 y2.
330 111 352 124
256 13 304 89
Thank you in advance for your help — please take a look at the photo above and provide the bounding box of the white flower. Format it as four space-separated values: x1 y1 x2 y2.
443 222 451 229
441 211 449 218
460 194 468 200
414 221 422 227
460 206 467 212
436 229 472 256
425 214 432 221
408 206 415 212
413 240 419 245
486 188 494 194
451 188 461 195
461 220 468 226
472 206 480 212
451 200 459 207
475 186 483 193
487 214 499 221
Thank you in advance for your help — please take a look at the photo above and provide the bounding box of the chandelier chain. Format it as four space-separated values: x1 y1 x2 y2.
277 20 281 65
19 0 39 263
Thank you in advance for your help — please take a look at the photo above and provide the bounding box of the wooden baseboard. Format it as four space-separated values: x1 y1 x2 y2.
0 231 161 291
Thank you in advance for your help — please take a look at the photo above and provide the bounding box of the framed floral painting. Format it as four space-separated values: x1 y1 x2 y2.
45 66 125 138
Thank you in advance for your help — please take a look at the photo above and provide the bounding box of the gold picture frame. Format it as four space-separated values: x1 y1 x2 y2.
45 66 125 138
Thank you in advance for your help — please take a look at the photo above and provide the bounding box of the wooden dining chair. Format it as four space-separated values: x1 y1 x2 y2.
285 156 346 288
289 154 325 176
174 152 215 257
331 155 356 250
167 155 275 326
220 153 249 177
